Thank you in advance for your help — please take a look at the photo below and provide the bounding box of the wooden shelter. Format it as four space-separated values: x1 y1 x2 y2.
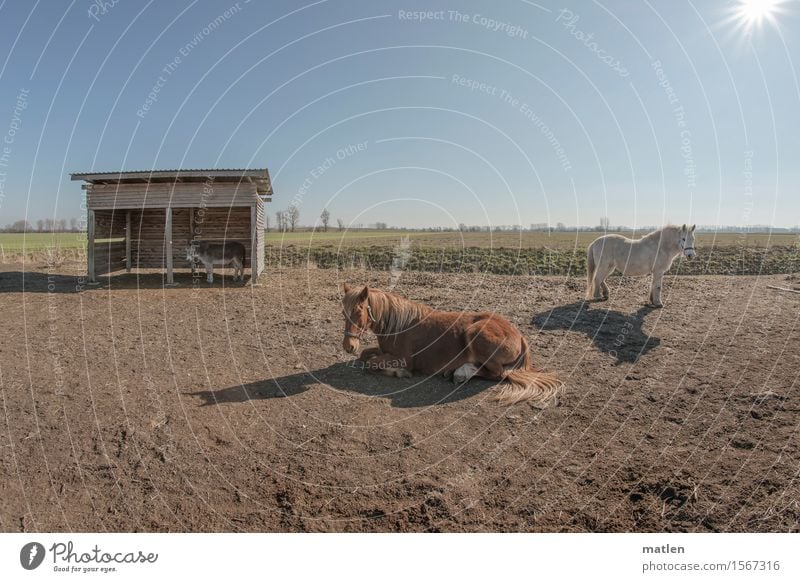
71 168 272 284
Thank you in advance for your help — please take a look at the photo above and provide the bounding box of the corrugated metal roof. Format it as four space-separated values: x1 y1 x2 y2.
71 168 267 175
71 168 272 195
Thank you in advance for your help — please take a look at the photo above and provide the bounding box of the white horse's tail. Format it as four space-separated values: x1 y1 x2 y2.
586 242 597 299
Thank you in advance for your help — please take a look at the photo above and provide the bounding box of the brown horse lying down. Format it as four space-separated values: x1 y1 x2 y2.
341 284 562 407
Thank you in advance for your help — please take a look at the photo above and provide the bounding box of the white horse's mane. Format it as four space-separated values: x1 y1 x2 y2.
640 224 682 241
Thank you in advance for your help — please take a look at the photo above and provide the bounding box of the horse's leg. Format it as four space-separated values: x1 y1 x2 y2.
363 353 412 378
650 271 664 307
594 263 612 301
205 260 213 283
585 245 597 300
357 346 383 362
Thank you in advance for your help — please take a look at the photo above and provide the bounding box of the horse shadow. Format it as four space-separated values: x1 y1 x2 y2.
189 361 495 408
531 301 660 364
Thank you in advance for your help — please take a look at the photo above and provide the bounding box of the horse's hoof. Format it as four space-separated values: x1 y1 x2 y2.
453 363 479 384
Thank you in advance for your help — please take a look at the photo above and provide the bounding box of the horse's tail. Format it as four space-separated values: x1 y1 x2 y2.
586 241 597 299
492 335 563 407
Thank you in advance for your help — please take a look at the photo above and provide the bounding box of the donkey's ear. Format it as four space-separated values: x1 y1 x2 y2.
690 224 696 232
358 285 370 301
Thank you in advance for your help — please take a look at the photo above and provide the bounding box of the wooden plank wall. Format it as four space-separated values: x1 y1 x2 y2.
86 182 258 209
129 207 253 269
93 209 127 238
94 241 127 275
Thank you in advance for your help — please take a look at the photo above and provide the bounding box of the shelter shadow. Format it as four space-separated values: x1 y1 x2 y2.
0 270 249 293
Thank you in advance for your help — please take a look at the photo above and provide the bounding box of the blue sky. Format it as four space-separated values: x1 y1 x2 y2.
0 0 797 229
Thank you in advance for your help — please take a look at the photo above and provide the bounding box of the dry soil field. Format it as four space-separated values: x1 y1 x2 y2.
0 261 798 532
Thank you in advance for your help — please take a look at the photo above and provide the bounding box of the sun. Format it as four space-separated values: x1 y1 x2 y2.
735 0 782 30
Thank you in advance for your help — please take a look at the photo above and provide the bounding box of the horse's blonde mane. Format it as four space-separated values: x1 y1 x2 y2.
344 288 431 335
371 289 431 335
640 224 682 241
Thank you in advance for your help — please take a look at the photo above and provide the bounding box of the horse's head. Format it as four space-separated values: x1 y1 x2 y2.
680 224 697 259
341 283 373 354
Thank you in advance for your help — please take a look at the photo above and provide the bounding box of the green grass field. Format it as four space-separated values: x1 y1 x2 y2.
265 229 799 250
264 229 799 276
0 232 87 253
3 230 796 252
2 230 797 275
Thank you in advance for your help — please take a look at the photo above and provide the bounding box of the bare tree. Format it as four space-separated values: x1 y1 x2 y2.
9 220 32 232
337 218 344 231
69 217 78 232
599 217 610 232
265 213 270 232
320 208 330 232
36 219 44 232
276 211 286 232
288 205 300 232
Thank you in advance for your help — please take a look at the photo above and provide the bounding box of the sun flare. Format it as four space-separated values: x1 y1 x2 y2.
735 0 782 30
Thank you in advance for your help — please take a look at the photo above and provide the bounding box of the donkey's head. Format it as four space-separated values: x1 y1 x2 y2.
680 224 697 259
185 245 198 262
341 283 373 354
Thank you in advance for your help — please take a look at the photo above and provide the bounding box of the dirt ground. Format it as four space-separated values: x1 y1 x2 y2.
0 262 798 532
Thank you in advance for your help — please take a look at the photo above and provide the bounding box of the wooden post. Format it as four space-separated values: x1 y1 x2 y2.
165 207 174 285
125 210 132 272
188 207 195 276
87 209 96 283
250 205 257 284
189 207 195 245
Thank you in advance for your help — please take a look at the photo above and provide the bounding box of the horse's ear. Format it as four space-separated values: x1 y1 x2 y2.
342 283 351 294
358 285 369 302
681 224 687 233
691 224 696 232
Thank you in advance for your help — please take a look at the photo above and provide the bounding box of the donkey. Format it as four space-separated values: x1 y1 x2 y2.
341 284 562 407
185 241 246 283
586 224 696 307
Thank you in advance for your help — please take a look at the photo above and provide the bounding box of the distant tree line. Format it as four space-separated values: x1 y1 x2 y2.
262 209 799 235
1 218 81 233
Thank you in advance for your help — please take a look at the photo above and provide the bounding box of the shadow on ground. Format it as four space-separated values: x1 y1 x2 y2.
189 361 496 408
531 301 660 363
0 270 250 293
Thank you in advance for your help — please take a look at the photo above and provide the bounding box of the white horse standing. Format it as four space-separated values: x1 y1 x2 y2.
586 224 696 307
